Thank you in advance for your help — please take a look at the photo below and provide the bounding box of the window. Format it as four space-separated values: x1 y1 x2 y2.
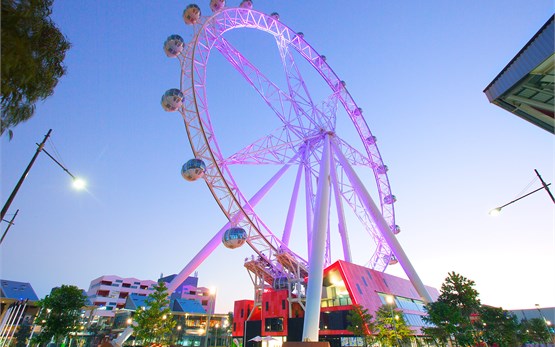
265 301 269 311
282 300 286 310
356 283 362 295
361 276 367 287
264 318 283 332
319 310 349 330
382 278 389 288
366 270 373 281
240 309 244 318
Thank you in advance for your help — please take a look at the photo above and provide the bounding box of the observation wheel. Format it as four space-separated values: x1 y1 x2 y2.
160 3 432 329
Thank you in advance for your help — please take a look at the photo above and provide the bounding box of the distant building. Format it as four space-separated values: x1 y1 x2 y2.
86 275 157 317
484 15 554 133
511 306 555 326
86 273 216 318
0 280 40 344
232 260 440 347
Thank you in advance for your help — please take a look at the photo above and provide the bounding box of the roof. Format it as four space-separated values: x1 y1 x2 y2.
484 15 554 133
0 279 39 301
323 260 439 313
171 298 206 313
124 293 150 310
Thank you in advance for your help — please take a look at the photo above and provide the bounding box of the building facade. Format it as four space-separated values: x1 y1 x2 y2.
232 260 440 347
86 275 157 317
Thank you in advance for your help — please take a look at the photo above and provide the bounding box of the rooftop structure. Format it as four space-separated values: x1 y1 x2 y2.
484 15 554 133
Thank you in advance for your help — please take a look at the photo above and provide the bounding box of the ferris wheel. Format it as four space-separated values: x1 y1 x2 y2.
160 2 432 338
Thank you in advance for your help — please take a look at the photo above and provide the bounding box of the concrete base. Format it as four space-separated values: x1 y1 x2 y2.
283 342 330 347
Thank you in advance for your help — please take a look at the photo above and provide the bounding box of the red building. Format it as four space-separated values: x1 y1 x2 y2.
232 260 439 347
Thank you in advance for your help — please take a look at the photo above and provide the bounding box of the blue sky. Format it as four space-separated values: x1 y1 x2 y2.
1 1 553 314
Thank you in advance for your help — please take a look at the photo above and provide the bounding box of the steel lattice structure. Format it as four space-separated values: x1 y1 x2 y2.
170 5 397 275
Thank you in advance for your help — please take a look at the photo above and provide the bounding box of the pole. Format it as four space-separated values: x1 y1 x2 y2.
331 139 433 303
0 209 19 245
1 129 52 222
534 169 555 204
302 134 331 342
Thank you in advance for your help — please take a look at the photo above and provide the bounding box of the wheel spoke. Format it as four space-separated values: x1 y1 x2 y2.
213 37 320 138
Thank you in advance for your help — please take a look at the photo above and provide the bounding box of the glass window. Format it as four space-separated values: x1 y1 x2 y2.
361 276 367 287
265 317 283 332
356 284 362 295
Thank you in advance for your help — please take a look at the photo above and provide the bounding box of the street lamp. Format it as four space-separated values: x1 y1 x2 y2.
203 287 217 347
489 169 554 216
535 304 552 339
0 129 86 245
385 295 401 346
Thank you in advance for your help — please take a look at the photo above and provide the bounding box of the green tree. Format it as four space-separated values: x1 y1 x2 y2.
423 300 462 346
14 318 32 347
475 306 520 347
346 305 375 347
1 0 71 137
519 318 551 344
373 305 412 347
423 272 481 346
133 282 175 346
33 285 87 345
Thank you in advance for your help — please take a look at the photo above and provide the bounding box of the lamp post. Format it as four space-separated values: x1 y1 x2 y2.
0 129 86 245
489 169 554 216
385 295 400 346
535 304 552 342
204 287 216 347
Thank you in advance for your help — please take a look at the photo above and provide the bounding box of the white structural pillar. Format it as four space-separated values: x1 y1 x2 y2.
331 139 433 303
167 152 300 293
329 153 352 263
282 156 304 246
302 134 332 342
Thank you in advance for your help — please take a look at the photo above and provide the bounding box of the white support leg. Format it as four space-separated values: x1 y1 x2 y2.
282 156 304 246
304 148 314 258
167 152 300 293
330 139 433 303
329 153 352 263
302 134 332 341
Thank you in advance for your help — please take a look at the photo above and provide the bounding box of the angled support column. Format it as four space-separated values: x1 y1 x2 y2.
330 139 433 303
302 134 332 341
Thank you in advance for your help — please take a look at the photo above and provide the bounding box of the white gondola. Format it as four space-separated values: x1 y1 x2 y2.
181 158 206 181
383 194 396 204
163 35 185 58
239 0 253 9
209 0 225 12
161 88 184 112
376 164 388 174
183 4 201 25
222 227 247 249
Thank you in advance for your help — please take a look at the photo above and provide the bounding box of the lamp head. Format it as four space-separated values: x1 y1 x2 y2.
489 207 502 216
72 177 87 190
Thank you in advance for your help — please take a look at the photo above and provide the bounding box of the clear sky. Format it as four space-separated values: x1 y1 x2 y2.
1 1 554 315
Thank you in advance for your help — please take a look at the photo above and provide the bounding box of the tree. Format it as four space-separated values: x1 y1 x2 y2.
1 0 71 137
133 282 176 346
423 272 481 346
14 318 32 347
33 285 87 345
346 305 375 347
373 305 412 347
422 300 462 346
475 306 520 347
519 318 552 344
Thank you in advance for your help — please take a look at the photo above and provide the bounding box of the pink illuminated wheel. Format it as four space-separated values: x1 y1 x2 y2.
162 3 399 286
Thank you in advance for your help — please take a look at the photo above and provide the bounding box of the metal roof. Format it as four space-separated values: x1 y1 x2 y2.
0 279 39 301
484 15 554 133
